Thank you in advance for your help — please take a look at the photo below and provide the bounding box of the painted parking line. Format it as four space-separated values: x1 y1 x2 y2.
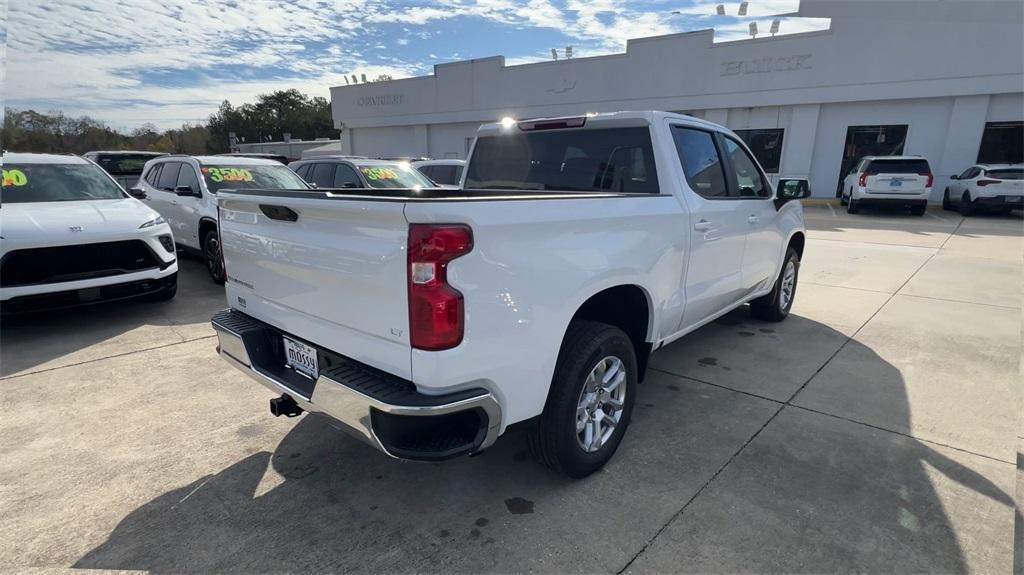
826 203 836 217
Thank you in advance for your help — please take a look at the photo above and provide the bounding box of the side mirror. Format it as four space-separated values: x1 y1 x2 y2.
775 178 810 208
128 187 147 200
949 175 958 180
174 185 198 197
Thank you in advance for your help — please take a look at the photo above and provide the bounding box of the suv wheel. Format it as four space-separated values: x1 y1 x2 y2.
751 247 800 322
942 189 953 211
910 203 926 216
204 230 225 284
960 192 976 216
846 194 860 214
527 321 636 478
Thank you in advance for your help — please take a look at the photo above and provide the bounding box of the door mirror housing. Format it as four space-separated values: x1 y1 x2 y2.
775 178 810 208
127 187 147 200
949 174 959 180
174 185 199 197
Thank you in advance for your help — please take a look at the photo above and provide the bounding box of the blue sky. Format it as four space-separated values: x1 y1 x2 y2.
5 0 828 131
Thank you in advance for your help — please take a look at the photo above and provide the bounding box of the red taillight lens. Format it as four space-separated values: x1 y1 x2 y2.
920 173 934 187
976 179 998 187
858 172 872 187
408 224 473 351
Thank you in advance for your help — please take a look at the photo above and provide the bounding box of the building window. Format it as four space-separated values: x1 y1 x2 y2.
733 129 784 174
977 122 1023 164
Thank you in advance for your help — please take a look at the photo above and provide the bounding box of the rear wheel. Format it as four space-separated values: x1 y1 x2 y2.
910 203 926 216
751 247 800 322
203 230 225 284
527 321 636 478
840 188 849 206
942 189 953 211
960 192 976 216
847 194 860 214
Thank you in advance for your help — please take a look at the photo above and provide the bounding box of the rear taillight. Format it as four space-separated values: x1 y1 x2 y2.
920 173 934 187
976 179 998 187
408 224 473 351
858 172 873 187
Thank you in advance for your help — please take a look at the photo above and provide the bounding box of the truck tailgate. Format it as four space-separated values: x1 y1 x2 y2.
217 192 411 379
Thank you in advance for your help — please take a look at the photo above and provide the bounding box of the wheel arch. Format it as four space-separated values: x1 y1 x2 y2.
198 217 218 242
563 283 654 382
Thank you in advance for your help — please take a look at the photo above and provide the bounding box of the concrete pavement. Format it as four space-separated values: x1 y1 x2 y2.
0 205 1020 573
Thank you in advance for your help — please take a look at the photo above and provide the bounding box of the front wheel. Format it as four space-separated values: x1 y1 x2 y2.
846 195 860 214
527 321 637 478
203 230 225 284
942 189 953 211
750 247 800 322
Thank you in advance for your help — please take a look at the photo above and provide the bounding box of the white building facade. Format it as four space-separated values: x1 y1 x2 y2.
329 0 1023 199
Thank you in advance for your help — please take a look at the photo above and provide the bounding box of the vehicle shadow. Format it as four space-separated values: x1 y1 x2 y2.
0 256 223 378
72 310 1018 573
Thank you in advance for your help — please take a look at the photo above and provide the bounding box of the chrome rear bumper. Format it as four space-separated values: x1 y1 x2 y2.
212 309 502 460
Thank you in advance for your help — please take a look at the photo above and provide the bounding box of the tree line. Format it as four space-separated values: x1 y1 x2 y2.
1 89 337 156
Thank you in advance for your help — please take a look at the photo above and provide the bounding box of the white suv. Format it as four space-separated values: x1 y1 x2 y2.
943 164 1023 215
1 153 177 313
840 156 933 216
136 155 309 283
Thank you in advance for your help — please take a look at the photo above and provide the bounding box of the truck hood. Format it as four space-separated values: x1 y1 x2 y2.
0 199 162 240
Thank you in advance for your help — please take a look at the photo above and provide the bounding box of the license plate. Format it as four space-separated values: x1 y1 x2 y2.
283 336 319 379
889 179 903 187
1006 196 1022 203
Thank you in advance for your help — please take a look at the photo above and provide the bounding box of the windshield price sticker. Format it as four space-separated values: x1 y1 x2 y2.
360 167 400 181
2 169 27 187
202 167 254 182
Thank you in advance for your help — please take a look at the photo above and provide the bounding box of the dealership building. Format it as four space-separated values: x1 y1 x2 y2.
329 0 1023 199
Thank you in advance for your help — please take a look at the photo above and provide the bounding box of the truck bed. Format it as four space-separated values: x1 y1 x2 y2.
218 187 638 201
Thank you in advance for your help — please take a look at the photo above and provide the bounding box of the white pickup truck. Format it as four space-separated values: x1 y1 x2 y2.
212 111 808 477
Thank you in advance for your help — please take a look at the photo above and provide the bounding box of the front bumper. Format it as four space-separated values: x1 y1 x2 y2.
211 309 502 461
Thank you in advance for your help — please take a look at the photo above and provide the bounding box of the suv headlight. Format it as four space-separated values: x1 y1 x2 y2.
139 215 166 229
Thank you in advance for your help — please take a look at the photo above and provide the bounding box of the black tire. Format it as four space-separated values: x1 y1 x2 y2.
146 273 177 301
839 192 848 206
910 203 926 216
203 229 226 284
846 195 860 214
527 321 637 479
750 247 800 322
960 192 975 216
942 189 953 211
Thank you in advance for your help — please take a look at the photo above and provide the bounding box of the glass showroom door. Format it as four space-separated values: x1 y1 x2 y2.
836 125 909 196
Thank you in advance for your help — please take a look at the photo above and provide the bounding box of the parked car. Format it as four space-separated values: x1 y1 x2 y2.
83 150 166 191
411 159 466 187
840 156 933 215
211 111 809 478
1 153 177 313
288 157 437 189
217 152 290 164
134 155 310 283
943 164 1023 215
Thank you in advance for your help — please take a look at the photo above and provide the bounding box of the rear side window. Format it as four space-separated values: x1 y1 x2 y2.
176 165 201 192
671 127 728 198
867 159 930 174
465 127 659 194
986 168 1023 180
310 163 335 188
333 164 362 187
425 165 461 186
145 164 163 186
293 164 310 179
156 162 181 190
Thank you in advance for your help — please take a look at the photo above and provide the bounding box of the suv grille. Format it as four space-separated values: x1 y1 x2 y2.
1 240 161 287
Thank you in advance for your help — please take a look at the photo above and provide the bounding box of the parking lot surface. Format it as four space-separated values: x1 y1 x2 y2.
1 205 1021 573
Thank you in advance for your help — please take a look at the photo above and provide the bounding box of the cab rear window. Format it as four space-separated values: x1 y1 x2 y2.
866 159 931 174
466 127 659 194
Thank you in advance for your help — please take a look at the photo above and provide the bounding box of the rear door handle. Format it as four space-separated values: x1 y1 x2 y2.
747 215 760 224
694 220 715 231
